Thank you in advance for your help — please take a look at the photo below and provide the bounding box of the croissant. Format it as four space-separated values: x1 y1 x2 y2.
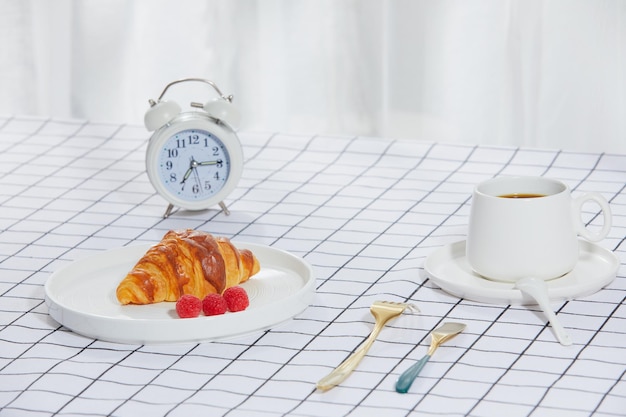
116 229 260 305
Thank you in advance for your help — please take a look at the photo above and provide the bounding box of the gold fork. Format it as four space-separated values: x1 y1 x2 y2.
316 301 419 391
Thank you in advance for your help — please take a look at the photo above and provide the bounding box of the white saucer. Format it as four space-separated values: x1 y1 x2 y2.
424 240 619 305
45 242 315 344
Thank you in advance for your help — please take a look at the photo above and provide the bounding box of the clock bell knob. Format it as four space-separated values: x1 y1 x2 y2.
144 100 182 132
203 98 241 129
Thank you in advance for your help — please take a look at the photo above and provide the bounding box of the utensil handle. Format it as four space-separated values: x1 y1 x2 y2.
316 323 384 391
395 354 431 393
536 298 573 346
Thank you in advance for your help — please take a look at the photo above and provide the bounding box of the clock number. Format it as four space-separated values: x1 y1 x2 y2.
214 172 220 180
169 173 177 182
216 159 223 168
167 149 179 158
192 184 200 194
165 161 173 170
188 134 200 145
212 146 220 156
176 135 200 148
204 181 211 191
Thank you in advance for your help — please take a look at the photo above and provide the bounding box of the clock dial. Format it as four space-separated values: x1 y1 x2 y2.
157 129 230 201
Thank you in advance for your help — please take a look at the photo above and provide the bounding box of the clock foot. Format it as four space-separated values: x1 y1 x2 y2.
163 203 175 219
218 201 231 216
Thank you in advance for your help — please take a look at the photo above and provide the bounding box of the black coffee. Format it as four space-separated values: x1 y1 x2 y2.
498 193 546 199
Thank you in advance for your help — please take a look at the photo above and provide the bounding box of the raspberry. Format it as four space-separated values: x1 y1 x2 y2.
175 294 202 318
223 286 249 312
202 293 228 316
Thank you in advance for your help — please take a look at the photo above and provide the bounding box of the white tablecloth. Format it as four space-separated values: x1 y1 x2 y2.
0 116 624 416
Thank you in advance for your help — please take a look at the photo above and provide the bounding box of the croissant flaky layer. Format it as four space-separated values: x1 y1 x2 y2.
116 229 260 305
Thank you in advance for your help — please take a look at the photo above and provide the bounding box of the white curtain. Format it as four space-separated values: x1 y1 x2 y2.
2 0 625 153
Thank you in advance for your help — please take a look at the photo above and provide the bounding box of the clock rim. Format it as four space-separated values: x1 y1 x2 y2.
145 112 243 211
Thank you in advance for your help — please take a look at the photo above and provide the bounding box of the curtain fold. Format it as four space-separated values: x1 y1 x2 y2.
1 0 625 153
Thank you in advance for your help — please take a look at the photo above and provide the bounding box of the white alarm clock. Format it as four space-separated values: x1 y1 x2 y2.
143 78 242 218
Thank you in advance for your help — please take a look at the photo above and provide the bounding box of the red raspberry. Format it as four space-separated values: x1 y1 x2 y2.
202 293 228 316
223 286 249 312
175 294 202 318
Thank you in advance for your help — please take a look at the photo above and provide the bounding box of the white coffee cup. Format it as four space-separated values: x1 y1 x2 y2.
466 176 612 282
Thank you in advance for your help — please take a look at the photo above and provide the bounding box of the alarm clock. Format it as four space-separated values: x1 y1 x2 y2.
143 78 243 218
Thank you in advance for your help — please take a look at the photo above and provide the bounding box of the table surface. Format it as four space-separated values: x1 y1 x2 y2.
0 116 624 417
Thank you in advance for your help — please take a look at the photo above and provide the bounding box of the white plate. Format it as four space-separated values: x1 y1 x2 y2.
425 240 619 305
45 243 315 344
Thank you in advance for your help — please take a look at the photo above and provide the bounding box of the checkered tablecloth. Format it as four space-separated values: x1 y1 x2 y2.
0 116 624 417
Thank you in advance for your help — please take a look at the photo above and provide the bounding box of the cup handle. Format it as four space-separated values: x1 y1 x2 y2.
571 192 612 242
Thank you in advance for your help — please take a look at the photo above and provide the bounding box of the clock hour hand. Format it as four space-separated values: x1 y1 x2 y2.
180 157 198 188
180 167 193 185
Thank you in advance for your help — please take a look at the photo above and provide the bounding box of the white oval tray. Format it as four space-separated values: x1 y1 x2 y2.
425 240 619 305
45 242 315 344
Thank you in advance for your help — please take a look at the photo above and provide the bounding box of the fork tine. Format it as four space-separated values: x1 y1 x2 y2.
372 300 420 314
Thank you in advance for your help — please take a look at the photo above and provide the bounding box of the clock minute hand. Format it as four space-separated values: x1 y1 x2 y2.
197 160 220 166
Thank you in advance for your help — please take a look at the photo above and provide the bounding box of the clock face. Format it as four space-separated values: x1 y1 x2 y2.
156 129 231 202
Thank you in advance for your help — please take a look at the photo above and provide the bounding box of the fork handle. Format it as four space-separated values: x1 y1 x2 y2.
395 354 431 393
316 322 384 391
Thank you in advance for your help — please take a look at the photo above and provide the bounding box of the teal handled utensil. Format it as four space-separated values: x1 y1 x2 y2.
396 322 466 393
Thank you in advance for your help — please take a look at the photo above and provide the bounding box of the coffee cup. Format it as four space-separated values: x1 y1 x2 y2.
466 176 612 282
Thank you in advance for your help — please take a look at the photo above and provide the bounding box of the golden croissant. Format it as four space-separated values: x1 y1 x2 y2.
116 229 260 305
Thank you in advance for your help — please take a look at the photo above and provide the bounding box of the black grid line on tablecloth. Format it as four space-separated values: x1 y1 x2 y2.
0 116 624 417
